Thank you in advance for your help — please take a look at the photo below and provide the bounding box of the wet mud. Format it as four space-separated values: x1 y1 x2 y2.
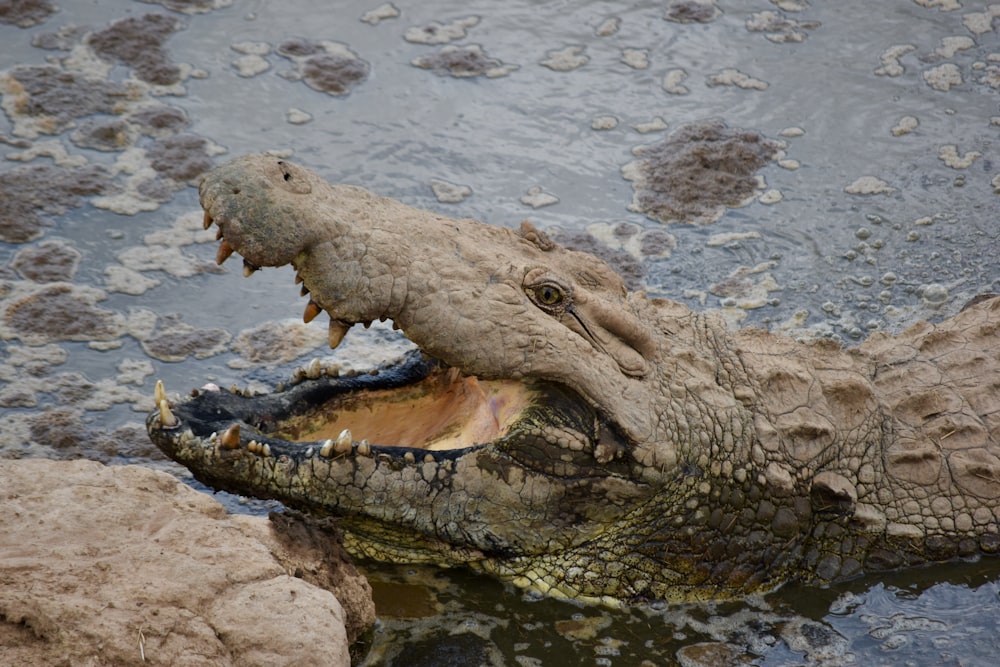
277 39 371 95
0 0 55 28
411 44 517 78
624 121 784 225
2 1 999 665
0 163 112 242
88 14 186 85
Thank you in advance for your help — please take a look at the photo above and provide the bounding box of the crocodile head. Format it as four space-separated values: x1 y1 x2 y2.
149 154 682 603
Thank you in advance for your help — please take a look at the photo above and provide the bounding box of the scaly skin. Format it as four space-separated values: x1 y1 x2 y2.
148 154 1000 604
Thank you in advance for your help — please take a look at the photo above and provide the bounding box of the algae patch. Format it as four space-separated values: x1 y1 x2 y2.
623 121 783 225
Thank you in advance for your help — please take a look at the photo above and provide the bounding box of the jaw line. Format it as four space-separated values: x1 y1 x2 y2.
151 350 603 465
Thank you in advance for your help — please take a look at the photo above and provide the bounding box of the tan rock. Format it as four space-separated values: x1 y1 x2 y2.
0 458 374 666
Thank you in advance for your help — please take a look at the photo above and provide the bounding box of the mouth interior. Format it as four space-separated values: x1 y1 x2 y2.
271 365 537 450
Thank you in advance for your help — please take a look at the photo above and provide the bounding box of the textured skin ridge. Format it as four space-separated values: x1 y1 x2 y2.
149 154 1000 603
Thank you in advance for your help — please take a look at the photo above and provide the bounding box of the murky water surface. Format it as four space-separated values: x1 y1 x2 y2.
2 0 999 664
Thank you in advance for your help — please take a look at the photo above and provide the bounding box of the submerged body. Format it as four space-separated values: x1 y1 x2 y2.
149 154 1000 604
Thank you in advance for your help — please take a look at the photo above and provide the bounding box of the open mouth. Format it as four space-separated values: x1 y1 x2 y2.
149 337 633 506
155 350 560 455
275 360 536 451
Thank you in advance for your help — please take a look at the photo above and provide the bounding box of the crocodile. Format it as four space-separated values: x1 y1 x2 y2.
148 154 1000 605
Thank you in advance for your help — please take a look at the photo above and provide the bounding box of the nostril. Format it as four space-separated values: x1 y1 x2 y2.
232 186 241 194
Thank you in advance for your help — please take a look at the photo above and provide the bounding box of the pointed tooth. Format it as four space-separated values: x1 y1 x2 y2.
392 321 400 331
216 228 223 240
363 321 372 329
295 273 303 285
216 239 235 265
262 443 272 457
328 320 351 349
305 358 322 379
303 300 321 324
203 211 213 230
319 440 334 458
220 423 241 449
335 429 352 454
154 379 166 407
423 453 435 463
158 399 178 428
300 284 310 297
305 446 314 458
403 451 415 464
242 259 259 277
357 440 371 457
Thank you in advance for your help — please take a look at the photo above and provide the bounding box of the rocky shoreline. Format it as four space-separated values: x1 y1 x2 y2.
0 458 374 666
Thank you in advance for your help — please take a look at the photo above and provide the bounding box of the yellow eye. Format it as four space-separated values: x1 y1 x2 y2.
532 284 564 307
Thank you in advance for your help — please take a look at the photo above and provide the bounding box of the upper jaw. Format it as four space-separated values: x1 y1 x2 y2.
203 202 654 448
199 158 655 446
201 201 366 353
153 209 641 481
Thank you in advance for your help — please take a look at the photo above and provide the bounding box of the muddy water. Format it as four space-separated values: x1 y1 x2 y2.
2 0 999 665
